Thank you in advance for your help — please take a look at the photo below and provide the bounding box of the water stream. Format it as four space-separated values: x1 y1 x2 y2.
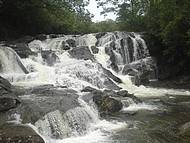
0 32 190 143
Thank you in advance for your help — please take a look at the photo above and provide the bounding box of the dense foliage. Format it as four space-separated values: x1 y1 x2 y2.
0 0 92 39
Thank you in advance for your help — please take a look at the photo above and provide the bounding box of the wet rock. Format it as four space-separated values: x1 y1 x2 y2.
116 90 142 103
14 36 35 43
129 32 136 38
101 65 122 83
4 43 33 58
96 32 106 40
13 86 80 124
0 46 29 74
68 46 94 61
179 122 190 134
41 50 60 66
103 78 121 90
0 77 21 112
93 95 123 115
35 34 47 41
81 86 97 92
49 34 59 39
0 76 12 93
0 97 20 112
122 65 138 76
61 41 70 50
105 42 119 72
122 58 157 86
66 39 76 47
0 123 44 143
91 46 99 54
120 37 134 64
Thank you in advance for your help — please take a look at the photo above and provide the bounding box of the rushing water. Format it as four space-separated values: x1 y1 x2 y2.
0 32 190 143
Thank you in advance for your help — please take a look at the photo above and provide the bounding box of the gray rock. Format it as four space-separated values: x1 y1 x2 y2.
93 94 123 115
122 65 138 76
68 46 94 61
0 97 20 112
95 32 106 40
101 65 122 83
49 34 59 39
4 43 33 58
12 86 80 124
91 46 99 54
122 58 157 86
41 50 60 66
120 37 134 64
66 39 76 47
0 76 21 112
116 90 142 103
35 34 47 41
0 76 12 93
0 123 45 143
81 86 97 92
0 46 29 74
61 41 70 50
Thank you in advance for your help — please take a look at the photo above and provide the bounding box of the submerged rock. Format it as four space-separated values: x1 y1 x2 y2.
0 123 44 143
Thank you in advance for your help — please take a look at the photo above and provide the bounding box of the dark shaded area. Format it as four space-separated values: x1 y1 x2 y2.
0 0 92 40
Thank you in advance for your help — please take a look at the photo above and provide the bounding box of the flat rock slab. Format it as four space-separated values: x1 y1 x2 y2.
0 123 44 143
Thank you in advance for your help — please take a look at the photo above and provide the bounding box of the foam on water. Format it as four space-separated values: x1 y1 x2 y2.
122 103 158 112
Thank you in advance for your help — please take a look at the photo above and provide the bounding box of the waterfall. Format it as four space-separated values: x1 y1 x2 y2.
35 98 99 139
0 46 28 74
1 31 189 143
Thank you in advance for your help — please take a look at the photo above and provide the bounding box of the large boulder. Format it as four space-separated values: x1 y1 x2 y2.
3 36 35 58
11 86 80 124
93 94 123 115
4 43 33 58
0 97 20 112
0 123 44 143
0 46 29 74
122 57 157 86
68 46 94 61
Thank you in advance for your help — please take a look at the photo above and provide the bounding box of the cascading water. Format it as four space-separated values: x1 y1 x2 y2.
1 31 190 143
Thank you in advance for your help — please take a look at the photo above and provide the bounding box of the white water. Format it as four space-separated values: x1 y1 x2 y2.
122 103 158 112
1 32 190 143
